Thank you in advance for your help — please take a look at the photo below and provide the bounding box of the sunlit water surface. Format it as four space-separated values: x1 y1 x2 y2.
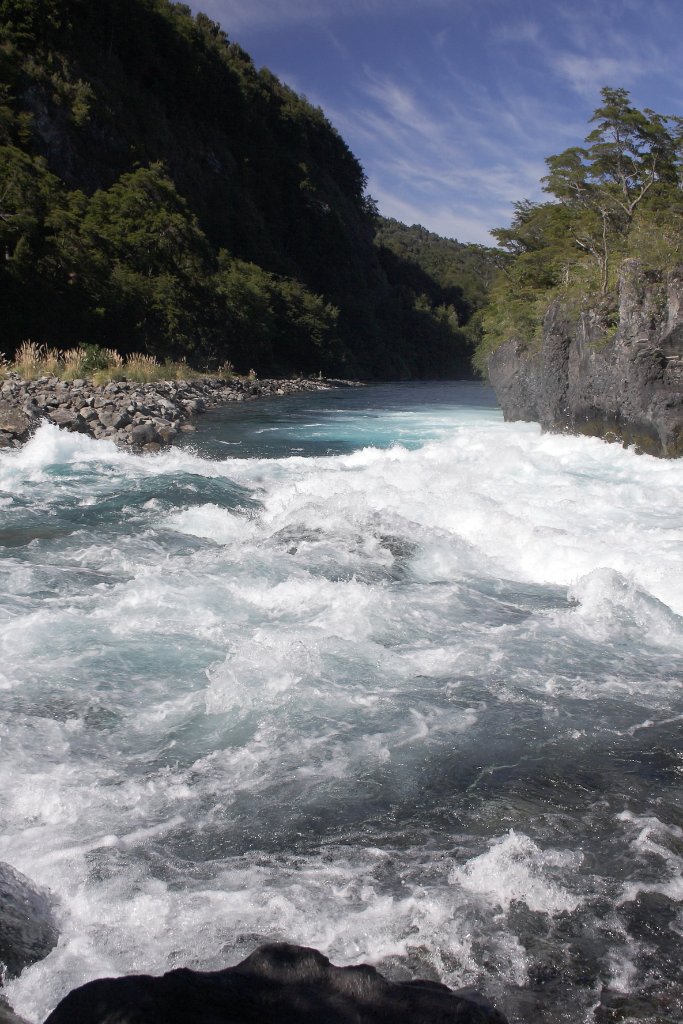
1 382 681 1023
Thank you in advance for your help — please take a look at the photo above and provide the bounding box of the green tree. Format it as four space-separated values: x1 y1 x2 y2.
476 87 683 374
63 164 219 359
543 87 682 291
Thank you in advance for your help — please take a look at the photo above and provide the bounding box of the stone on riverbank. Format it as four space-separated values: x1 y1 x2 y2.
0 376 358 450
0 402 38 448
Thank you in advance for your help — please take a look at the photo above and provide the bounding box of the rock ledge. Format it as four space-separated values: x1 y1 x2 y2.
43 942 508 1024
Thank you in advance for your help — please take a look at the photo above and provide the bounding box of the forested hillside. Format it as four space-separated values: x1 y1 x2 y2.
0 0 492 378
375 218 501 322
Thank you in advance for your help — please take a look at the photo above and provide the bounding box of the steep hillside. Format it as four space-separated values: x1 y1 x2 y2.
0 0 485 378
375 217 501 322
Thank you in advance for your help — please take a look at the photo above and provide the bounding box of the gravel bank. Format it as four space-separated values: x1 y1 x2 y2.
0 374 359 450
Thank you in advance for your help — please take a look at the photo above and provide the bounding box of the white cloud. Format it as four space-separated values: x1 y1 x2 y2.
368 180 501 245
534 3 674 101
551 53 648 99
490 18 541 45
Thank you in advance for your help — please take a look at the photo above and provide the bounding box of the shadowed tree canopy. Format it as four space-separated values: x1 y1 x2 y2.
0 0 493 378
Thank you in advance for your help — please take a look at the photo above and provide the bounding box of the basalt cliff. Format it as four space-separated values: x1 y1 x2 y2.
487 260 683 457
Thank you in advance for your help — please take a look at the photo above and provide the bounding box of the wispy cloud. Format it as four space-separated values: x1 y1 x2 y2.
490 18 541 46
189 0 683 243
551 53 647 99
531 3 674 101
326 60 558 243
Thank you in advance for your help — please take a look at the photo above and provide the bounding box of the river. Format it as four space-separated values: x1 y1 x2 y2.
1 382 681 1023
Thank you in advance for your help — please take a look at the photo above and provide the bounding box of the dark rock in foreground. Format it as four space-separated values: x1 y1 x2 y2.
43 942 508 1024
0 862 58 982
488 260 683 457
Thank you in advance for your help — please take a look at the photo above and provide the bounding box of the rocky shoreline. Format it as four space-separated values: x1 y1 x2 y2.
0 374 359 451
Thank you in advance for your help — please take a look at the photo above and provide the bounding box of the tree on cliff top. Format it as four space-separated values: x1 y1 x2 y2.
544 88 681 219
542 87 682 292
475 87 683 372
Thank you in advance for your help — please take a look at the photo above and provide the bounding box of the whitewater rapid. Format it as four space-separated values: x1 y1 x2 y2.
0 384 681 1023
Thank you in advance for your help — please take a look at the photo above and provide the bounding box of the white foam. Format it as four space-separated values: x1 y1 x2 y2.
3 399 683 1022
450 831 584 915
568 568 683 646
616 812 683 903
165 503 259 544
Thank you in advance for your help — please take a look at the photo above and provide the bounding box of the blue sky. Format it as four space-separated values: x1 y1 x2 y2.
187 0 682 245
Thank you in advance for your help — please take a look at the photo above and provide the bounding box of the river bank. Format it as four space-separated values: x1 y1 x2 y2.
0 374 360 451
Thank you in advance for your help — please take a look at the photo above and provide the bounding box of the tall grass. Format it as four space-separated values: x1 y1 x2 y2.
8 344 210 385
61 347 88 379
120 353 166 383
12 341 53 379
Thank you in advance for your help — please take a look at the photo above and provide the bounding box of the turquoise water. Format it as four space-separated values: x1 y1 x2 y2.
1 382 682 1023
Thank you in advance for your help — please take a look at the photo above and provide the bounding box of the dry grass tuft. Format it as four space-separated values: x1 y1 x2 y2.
13 341 45 379
103 349 124 368
123 353 166 383
60 347 87 379
217 360 236 381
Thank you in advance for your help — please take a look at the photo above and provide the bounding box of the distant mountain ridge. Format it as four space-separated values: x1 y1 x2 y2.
0 0 497 378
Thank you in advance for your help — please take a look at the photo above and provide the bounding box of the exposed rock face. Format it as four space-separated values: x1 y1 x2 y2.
488 260 683 457
0 998 30 1024
0 862 58 982
43 943 508 1024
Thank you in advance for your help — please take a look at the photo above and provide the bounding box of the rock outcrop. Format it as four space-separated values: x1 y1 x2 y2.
0 862 58 983
0 376 356 451
487 260 683 457
43 943 508 1024
0 999 30 1024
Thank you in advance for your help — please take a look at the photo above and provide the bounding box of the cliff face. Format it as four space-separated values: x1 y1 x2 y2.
488 260 683 457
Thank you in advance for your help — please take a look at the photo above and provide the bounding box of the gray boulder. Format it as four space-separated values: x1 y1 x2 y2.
0 862 58 981
0 403 38 444
129 422 160 445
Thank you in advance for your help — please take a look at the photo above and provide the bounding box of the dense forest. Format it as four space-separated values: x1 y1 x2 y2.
475 88 683 373
375 218 500 320
0 0 496 379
